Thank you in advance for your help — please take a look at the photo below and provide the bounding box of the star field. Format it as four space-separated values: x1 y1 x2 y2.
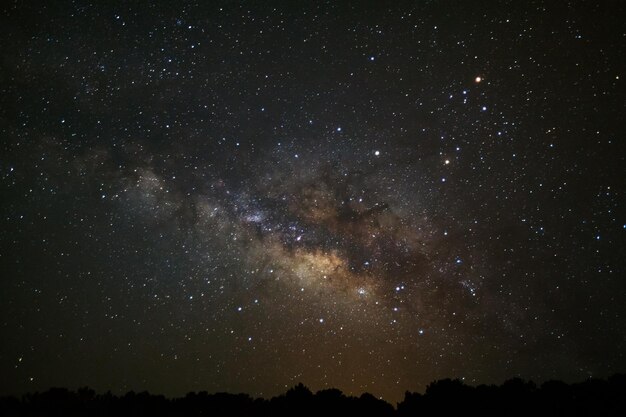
1 1 624 403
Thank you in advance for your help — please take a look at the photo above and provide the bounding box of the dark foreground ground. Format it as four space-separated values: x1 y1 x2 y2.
2 374 625 416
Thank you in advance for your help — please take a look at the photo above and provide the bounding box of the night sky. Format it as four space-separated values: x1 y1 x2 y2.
1 1 625 403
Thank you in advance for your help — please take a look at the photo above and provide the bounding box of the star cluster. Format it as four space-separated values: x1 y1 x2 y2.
1 1 624 402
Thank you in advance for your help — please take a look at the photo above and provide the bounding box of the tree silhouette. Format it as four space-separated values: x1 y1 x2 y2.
1 374 625 416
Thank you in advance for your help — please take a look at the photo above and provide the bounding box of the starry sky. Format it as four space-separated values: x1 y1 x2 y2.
1 0 625 403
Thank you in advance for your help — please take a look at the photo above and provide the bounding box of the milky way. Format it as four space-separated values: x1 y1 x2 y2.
1 1 624 402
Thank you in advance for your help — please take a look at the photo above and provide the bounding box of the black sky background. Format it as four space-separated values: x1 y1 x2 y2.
1 0 625 402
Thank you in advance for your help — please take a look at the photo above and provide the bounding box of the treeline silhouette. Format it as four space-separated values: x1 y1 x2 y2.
1 375 625 416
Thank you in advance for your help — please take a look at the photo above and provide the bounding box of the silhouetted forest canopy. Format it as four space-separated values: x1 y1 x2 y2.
2 374 625 416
